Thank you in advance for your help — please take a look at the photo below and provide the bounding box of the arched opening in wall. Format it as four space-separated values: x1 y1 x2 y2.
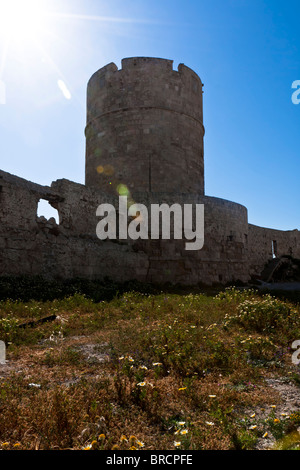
37 199 59 224
272 240 277 259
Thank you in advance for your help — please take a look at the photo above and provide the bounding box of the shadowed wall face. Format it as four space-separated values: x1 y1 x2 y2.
85 57 205 196
0 170 251 286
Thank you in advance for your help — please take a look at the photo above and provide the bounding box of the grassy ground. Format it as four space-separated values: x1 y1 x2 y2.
1 285 300 450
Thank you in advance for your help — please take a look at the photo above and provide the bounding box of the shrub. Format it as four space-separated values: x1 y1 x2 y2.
226 294 297 335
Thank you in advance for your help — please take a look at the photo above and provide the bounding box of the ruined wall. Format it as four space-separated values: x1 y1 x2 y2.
0 169 250 285
0 170 148 281
2 168 299 286
248 224 300 278
114 192 250 285
0 171 62 277
85 57 205 196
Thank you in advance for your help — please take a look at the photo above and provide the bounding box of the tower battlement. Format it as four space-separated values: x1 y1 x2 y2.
87 57 202 85
87 57 204 123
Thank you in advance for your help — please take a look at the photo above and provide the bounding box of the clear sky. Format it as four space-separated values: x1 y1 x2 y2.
0 0 299 230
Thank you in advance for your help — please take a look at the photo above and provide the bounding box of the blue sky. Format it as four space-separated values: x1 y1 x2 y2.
0 0 299 230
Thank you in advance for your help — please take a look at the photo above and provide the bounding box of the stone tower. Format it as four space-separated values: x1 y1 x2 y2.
85 57 205 196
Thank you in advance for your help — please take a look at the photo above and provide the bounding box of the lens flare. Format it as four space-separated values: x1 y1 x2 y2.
117 184 130 197
57 79 72 100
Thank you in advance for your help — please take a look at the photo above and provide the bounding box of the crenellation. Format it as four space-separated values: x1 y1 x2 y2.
121 56 174 71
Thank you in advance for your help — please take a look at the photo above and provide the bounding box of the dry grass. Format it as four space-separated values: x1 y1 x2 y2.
1 287 300 450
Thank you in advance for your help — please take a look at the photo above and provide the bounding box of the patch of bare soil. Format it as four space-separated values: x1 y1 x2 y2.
252 376 300 449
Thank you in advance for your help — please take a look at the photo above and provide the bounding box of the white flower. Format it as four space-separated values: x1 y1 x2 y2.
83 444 92 450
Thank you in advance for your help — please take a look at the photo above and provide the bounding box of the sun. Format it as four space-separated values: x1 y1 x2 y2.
0 0 47 42
0 1 144 102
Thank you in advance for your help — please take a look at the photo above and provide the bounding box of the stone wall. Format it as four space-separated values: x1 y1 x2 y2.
0 170 148 281
1 167 299 285
248 224 300 278
0 169 252 285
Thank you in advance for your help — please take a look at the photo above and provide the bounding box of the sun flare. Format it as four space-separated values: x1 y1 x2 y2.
0 0 47 42
0 0 142 102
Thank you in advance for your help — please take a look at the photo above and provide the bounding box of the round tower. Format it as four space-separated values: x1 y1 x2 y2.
85 57 205 195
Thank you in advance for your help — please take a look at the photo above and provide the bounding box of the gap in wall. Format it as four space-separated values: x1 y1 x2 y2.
37 199 59 224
